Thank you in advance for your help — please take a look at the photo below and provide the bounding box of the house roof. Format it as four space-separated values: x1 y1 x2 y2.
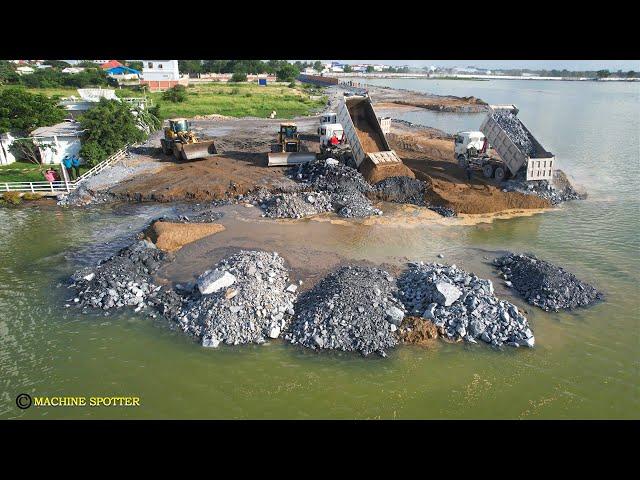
101 60 124 70
31 122 83 138
105 66 140 75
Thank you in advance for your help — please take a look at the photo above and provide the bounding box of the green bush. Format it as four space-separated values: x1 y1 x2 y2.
22 192 43 201
230 87 240 95
231 71 247 82
2 192 22 205
162 85 187 103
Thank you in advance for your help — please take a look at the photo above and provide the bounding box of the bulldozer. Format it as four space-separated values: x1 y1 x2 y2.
160 118 217 161
267 123 316 166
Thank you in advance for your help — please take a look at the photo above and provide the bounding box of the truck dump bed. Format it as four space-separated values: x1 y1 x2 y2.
480 105 555 181
337 95 402 169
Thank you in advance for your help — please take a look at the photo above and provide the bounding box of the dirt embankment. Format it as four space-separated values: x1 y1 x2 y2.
386 123 551 214
368 85 488 113
143 221 225 252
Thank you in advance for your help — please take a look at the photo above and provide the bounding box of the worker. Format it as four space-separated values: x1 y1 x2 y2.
329 132 340 146
71 155 81 179
62 155 73 180
43 169 56 182
465 165 473 183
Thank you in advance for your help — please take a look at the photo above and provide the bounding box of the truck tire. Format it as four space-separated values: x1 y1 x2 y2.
494 166 506 182
160 139 172 156
483 164 494 178
457 155 468 168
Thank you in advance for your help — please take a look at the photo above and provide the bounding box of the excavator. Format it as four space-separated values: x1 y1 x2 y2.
160 118 217 161
267 123 316 166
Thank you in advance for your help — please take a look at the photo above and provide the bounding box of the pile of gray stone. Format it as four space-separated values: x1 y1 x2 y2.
261 192 333 219
397 262 535 348
427 204 457 217
69 240 167 313
494 253 604 311
492 110 536 157
285 265 402 356
289 159 380 218
375 176 427 206
502 170 585 205
168 250 298 347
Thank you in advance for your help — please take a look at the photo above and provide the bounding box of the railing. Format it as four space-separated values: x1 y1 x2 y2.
1 147 129 194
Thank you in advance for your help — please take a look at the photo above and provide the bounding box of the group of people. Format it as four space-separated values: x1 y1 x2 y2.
42 154 82 183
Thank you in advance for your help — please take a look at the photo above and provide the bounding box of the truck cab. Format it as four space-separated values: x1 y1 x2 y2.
454 131 487 160
319 123 344 147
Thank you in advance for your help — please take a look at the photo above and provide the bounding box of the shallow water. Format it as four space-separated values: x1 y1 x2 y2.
1 79 638 419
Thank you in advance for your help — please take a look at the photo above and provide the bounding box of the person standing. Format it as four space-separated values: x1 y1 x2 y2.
71 155 81 179
465 165 473 183
62 155 73 180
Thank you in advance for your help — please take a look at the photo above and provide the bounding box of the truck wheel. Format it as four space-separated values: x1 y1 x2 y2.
457 155 468 168
161 140 171 155
483 164 494 178
494 167 506 182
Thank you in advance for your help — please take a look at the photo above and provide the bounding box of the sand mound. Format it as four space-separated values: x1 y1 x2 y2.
144 221 225 252
398 316 439 347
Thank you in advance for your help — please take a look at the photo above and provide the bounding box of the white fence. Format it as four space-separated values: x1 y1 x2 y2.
1 147 129 194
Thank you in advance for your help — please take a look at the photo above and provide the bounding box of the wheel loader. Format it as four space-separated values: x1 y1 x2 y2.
267 123 316 166
160 118 217 161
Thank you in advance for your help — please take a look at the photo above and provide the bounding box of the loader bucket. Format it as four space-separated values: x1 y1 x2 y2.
266 152 316 167
174 141 217 161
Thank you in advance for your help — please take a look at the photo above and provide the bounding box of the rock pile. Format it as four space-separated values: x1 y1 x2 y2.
427 204 457 217
285 265 402 356
502 170 585 205
492 110 536 157
494 253 604 311
69 240 167 312
261 192 333 219
284 159 382 218
397 262 535 348
168 250 298 346
375 176 427 206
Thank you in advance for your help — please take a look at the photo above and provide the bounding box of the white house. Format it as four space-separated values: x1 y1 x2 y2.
0 133 17 165
141 60 186 91
16 66 35 75
62 67 85 74
31 122 84 165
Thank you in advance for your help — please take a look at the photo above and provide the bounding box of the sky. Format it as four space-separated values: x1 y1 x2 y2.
335 60 640 71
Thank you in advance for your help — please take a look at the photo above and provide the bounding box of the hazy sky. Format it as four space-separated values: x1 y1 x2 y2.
335 60 640 71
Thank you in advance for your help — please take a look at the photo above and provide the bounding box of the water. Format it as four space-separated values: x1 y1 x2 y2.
1 79 639 419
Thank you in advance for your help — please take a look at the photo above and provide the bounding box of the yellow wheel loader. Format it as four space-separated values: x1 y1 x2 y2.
267 123 316 166
160 118 217 161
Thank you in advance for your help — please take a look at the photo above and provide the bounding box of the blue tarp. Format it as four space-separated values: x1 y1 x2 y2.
105 66 141 76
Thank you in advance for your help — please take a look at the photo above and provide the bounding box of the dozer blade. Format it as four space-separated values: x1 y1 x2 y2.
267 152 316 167
174 141 217 161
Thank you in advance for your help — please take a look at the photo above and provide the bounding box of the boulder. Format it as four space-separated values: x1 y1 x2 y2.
197 269 237 295
434 282 462 306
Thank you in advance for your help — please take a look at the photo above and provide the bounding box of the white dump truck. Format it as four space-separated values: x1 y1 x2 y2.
455 105 555 182
337 94 403 177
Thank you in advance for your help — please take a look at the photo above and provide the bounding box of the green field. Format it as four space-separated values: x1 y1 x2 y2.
151 82 327 119
0 161 88 183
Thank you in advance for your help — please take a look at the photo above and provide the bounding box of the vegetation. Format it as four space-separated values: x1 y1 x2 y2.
22 192 43 201
162 85 187 103
2 191 22 205
231 71 248 82
276 64 299 82
0 161 52 182
78 99 159 166
0 88 66 132
150 82 326 119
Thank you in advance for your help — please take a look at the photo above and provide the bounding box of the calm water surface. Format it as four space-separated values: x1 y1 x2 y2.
1 79 638 419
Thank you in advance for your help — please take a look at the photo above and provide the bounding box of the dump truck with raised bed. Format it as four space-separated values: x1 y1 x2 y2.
337 94 412 182
455 105 555 182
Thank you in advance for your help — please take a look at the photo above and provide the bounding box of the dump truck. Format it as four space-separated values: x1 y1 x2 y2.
160 118 217 161
455 105 555 181
336 94 407 182
267 123 316 166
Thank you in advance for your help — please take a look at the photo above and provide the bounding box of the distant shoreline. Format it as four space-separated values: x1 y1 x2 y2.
336 73 639 83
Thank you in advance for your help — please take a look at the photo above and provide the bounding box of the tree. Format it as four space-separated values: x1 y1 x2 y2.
162 85 188 103
313 61 323 73
127 61 143 71
76 61 101 68
78 99 147 166
0 60 19 85
596 69 610 78
178 60 203 76
366 65 374 73
44 60 71 69
0 88 66 133
343 64 353 73
231 70 247 82
276 63 299 82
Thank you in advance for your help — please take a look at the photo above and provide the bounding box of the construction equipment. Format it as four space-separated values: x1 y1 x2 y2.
455 105 555 181
337 94 407 182
160 118 217 161
267 123 316 166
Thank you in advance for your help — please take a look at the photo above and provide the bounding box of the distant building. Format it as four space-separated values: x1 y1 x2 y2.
100 60 124 70
16 66 35 75
105 65 141 83
62 67 85 74
141 60 186 91
31 122 84 165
